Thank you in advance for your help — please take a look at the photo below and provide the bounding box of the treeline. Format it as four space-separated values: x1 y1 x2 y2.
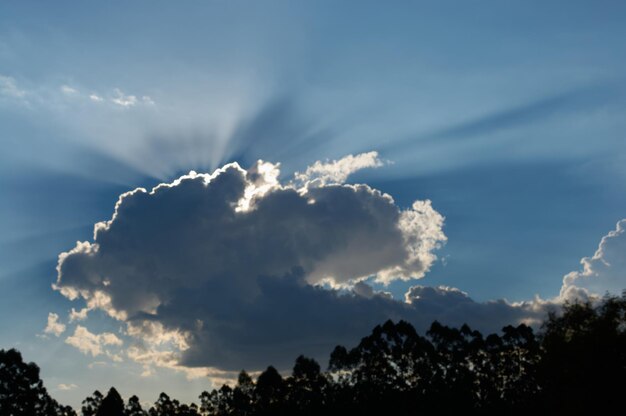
2 294 625 415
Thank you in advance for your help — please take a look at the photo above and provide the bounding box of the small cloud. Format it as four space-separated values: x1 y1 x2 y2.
87 361 108 369
65 325 123 357
142 95 155 105
44 313 66 337
60 85 78 95
0 74 27 99
89 94 104 102
57 383 78 391
111 88 138 107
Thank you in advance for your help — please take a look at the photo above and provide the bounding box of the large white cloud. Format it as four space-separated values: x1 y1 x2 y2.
53 153 553 373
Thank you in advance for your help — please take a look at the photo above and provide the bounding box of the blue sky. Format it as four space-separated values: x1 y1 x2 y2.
1 0 626 409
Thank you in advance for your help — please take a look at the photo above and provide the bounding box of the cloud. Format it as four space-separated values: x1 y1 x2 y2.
404 285 550 328
294 151 385 186
1 73 155 115
57 383 78 391
0 74 27 99
353 281 392 299
111 88 138 107
56 152 446 299
108 88 154 108
53 153 555 373
560 219 626 301
53 153 450 369
69 307 89 322
60 85 78 95
65 325 123 358
44 312 66 337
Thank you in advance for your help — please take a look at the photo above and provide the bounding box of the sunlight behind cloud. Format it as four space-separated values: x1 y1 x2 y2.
53 153 455 371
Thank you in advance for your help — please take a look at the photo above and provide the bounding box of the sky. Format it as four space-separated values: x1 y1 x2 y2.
1 0 626 410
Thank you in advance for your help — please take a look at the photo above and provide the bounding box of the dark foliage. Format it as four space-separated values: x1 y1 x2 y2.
2 294 625 415
0 349 76 416
538 295 626 413
125 395 146 416
96 388 124 416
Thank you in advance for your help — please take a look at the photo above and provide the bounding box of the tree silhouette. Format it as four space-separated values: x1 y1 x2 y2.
149 392 180 416
81 390 104 416
96 387 124 416
125 395 147 416
286 356 327 415
426 321 478 410
498 324 540 409
254 366 285 415
230 371 255 416
200 385 233 416
538 294 626 413
328 320 437 414
0 348 75 416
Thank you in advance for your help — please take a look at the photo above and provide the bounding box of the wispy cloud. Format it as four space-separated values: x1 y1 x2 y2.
60 85 78 95
111 88 138 107
294 151 386 186
110 88 154 108
1 74 155 112
0 74 27 99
